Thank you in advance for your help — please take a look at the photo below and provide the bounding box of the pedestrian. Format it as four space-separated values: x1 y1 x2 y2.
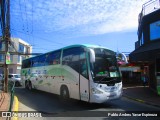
141 74 147 87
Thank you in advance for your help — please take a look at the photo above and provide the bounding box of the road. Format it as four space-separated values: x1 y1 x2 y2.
14 87 160 120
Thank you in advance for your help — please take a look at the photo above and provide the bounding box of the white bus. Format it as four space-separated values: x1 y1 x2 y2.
21 44 122 103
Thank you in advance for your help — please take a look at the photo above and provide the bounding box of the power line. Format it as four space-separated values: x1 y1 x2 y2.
10 28 67 46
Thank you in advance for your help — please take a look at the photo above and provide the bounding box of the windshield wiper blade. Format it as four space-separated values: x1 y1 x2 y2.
104 79 116 83
97 76 108 83
96 77 117 83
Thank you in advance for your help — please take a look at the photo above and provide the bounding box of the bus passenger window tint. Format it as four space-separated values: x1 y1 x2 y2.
46 50 61 65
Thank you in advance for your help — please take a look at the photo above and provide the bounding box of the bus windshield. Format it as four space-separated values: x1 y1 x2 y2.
92 48 121 83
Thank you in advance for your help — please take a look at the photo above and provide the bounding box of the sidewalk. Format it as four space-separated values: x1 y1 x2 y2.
0 91 11 119
0 91 18 120
123 85 160 108
0 91 10 111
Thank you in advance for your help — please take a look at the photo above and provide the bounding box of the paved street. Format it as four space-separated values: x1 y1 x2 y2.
14 87 160 120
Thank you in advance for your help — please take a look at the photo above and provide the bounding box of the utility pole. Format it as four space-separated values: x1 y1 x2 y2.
3 0 10 92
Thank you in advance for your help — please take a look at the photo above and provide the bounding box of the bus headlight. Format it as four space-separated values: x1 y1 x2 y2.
115 82 122 90
91 88 103 94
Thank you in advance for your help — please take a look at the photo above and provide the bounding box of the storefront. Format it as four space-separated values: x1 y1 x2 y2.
119 66 141 84
129 7 160 94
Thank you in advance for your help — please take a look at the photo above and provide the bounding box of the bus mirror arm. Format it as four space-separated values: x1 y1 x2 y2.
89 49 95 63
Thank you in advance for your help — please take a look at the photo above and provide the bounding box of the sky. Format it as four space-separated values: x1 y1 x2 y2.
10 0 148 54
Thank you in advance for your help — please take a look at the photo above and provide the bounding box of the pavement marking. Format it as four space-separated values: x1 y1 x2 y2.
12 96 19 120
124 95 145 103
123 95 160 108
135 99 145 103
123 86 149 89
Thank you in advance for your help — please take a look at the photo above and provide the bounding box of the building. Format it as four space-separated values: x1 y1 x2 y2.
0 37 32 74
129 0 160 94
117 52 141 85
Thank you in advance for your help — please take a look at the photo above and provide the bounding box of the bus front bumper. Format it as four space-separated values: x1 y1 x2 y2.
90 89 122 103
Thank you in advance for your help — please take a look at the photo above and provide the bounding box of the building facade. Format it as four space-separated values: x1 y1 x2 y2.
129 0 160 94
0 37 32 74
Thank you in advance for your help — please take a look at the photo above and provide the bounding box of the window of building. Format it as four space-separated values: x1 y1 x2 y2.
27 47 30 53
19 43 24 53
0 42 2 50
9 41 15 52
139 39 141 46
18 55 21 63
0 54 4 62
0 43 5 51
150 20 160 40
9 69 13 74
10 54 13 63
0 54 13 63
21 56 25 61
140 32 144 46
141 32 144 45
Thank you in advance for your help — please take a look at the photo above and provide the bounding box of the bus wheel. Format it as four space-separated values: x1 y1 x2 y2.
60 86 69 102
28 81 32 90
25 81 29 89
15 81 20 87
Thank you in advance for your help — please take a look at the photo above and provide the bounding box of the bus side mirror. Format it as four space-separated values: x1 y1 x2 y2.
89 49 95 63
116 52 128 65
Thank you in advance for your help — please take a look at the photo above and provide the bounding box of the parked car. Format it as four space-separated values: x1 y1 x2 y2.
0 74 22 86
8 74 22 86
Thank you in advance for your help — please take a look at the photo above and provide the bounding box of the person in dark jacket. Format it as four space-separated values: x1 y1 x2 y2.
141 74 148 87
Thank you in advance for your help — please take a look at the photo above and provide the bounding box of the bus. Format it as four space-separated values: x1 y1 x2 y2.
21 44 122 103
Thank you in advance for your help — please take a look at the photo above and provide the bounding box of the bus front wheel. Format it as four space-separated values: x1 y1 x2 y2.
28 81 32 90
25 81 32 90
60 86 69 102
25 81 29 89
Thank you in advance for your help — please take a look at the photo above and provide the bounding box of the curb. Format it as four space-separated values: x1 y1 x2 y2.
12 96 19 120
123 95 160 108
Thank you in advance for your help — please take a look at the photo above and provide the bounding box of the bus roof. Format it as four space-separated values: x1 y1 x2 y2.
23 44 113 60
62 44 111 50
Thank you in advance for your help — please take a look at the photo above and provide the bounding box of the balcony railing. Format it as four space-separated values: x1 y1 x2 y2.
138 0 160 35
142 0 160 16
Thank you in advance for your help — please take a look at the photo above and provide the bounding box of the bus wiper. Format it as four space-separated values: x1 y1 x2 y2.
104 79 116 83
97 77 116 83
97 76 108 83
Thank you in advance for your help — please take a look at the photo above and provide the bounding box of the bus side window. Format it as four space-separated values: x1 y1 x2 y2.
46 50 61 65
79 51 88 79
32 57 39 67
28 60 31 68
62 47 89 79
80 60 88 78
38 54 46 66
53 60 58 65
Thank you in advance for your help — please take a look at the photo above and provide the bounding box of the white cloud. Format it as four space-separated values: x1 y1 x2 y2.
11 0 148 35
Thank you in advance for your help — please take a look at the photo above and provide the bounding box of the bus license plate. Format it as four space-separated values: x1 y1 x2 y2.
105 86 116 92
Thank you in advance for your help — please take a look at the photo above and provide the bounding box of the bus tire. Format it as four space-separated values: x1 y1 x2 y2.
15 81 20 87
25 81 29 89
60 86 69 102
28 81 32 90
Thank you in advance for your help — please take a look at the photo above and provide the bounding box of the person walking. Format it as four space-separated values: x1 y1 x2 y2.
141 74 148 87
